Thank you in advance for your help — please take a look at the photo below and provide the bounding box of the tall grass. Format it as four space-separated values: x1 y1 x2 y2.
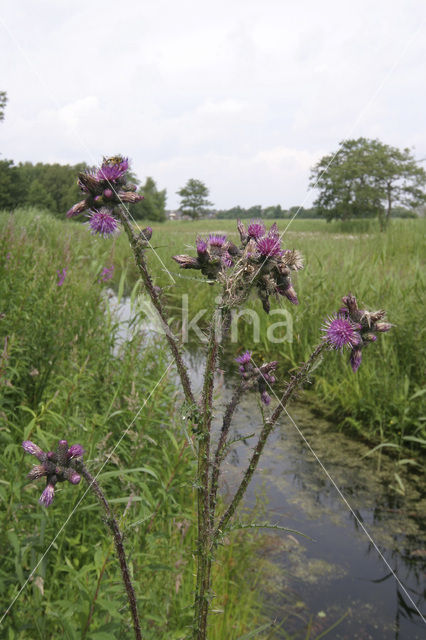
0 209 271 639
122 216 425 453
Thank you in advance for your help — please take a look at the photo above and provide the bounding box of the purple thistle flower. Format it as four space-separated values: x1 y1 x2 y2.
208 234 227 247
99 265 114 282
196 237 208 254
247 220 266 239
22 441 45 460
236 350 252 365
39 484 55 507
97 157 129 182
67 444 85 459
88 210 119 237
57 268 67 286
67 471 81 485
350 347 363 373
260 391 271 405
321 314 361 350
103 188 114 199
23 439 84 507
268 223 279 239
256 235 282 257
221 252 233 268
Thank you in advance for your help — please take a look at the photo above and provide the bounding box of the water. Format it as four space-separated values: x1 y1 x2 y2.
113 295 426 639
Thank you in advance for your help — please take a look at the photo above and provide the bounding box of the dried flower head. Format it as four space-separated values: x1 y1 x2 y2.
323 294 393 372
22 439 84 507
236 350 277 405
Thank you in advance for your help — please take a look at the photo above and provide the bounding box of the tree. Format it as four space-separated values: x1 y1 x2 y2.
0 91 7 121
131 176 166 221
310 138 426 230
26 179 56 211
0 160 24 209
177 179 212 219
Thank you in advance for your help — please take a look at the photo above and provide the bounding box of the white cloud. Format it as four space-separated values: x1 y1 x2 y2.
1 0 425 208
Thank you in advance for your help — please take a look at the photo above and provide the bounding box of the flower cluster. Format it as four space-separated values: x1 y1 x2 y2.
236 350 278 405
66 156 143 237
173 220 303 310
173 233 239 281
322 294 393 372
22 439 84 506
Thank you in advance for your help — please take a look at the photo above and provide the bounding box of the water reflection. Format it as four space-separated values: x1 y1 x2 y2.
111 295 426 639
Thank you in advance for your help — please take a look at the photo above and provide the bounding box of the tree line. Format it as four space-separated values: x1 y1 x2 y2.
1 85 425 228
0 159 167 221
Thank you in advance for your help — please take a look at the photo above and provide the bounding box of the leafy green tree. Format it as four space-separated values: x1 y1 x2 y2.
131 176 166 221
26 179 56 211
0 91 7 121
177 179 212 219
0 160 24 209
310 138 426 230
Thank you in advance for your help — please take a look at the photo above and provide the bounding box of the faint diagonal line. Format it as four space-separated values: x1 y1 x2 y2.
249 354 426 625
0 16 176 285
247 19 424 284
0 361 173 626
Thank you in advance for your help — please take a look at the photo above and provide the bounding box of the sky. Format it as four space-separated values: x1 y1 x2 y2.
1 0 425 210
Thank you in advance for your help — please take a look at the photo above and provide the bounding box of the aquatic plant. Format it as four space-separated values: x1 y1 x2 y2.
19 156 393 640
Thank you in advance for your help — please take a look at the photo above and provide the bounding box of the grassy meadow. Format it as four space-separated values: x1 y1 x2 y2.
128 215 425 455
0 209 272 639
0 207 425 638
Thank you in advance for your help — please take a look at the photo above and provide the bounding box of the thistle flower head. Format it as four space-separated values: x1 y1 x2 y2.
97 156 129 182
22 439 84 507
39 483 55 507
196 237 208 254
236 350 252 365
256 235 283 257
247 220 265 239
324 294 393 373
208 234 227 247
321 313 361 350
88 209 119 237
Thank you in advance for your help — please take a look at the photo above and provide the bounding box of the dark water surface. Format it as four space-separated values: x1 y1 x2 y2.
187 351 426 640
115 296 426 639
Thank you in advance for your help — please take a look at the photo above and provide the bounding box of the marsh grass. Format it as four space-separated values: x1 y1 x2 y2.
0 209 271 639
122 216 425 454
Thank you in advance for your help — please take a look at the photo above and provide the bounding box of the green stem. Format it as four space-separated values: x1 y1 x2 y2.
77 464 142 640
117 207 195 407
214 342 326 541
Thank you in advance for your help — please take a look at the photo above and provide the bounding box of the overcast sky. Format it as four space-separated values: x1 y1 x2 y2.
1 0 425 210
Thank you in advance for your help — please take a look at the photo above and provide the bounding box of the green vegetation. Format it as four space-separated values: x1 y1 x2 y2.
310 137 426 230
129 217 424 455
177 179 213 219
0 209 269 639
0 163 167 222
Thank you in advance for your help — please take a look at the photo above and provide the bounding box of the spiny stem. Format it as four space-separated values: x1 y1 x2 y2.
209 380 247 529
117 206 195 406
214 342 326 541
77 464 142 640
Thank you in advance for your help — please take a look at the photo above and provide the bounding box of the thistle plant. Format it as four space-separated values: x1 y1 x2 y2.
22 156 393 640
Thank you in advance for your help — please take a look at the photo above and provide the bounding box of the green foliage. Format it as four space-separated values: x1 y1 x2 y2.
310 137 426 230
0 90 7 121
0 208 266 639
177 179 212 219
131 176 166 222
216 204 319 219
127 217 425 454
0 160 23 210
